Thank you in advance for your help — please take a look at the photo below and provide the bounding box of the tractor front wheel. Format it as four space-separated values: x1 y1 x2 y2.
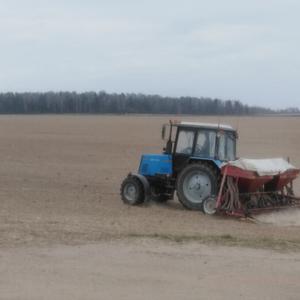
120 176 145 205
176 163 218 210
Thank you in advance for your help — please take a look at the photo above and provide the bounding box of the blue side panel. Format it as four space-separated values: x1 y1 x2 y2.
138 154 173 176
190 157 223 169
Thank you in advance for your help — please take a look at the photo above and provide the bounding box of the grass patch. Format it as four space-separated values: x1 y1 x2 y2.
126 232 300 252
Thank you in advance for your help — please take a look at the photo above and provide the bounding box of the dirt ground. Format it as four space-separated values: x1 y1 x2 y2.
1 115 300 299
2 239 300 300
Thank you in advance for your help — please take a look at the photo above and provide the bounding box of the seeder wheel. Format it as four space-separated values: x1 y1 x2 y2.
202 197 217 215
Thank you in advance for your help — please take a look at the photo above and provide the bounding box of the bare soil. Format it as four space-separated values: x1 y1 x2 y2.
1 115 300 299
2 239 300 300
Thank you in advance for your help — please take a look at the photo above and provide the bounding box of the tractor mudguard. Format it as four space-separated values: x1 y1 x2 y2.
130 173 151 201
189 157 222 169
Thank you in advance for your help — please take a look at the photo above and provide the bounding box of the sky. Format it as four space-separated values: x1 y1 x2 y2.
0 0 299 109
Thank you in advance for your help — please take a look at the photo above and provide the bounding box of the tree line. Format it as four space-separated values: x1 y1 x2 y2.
0 91 296 115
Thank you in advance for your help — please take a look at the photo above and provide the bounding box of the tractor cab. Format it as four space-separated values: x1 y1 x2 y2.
162 121 237 173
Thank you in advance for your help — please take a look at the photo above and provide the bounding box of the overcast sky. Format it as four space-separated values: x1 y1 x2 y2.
0 0 299 108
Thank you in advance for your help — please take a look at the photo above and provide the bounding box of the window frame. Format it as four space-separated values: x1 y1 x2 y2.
217 131 236 161
174 127 197 155
174 126 237 161
194 129 218 159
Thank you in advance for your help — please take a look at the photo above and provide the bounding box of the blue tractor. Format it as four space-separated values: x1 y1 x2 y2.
120 121 237 214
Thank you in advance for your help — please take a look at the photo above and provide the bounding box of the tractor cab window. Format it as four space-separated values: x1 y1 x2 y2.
218 132 235 161
195 130 216 158
176 130 195 155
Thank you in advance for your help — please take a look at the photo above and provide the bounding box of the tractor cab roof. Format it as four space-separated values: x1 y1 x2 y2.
175 121 236 132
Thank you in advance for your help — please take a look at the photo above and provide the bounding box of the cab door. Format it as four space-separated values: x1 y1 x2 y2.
172 128 196 175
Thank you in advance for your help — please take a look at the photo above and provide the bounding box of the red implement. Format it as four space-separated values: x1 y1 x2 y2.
216 162 300 217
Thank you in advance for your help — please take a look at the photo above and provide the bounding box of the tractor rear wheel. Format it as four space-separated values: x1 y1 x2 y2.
176 163 218 210
120 176 144 205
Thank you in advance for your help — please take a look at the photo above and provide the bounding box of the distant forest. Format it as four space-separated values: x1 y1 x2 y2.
0 92 298 115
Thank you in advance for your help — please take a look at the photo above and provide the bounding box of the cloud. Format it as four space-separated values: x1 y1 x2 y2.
0 0 299 108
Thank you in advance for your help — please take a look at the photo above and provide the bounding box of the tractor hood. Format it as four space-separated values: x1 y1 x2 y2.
138 154 173 176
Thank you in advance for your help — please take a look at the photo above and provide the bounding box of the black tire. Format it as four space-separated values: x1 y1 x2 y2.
176 163 218 210
120 176 145 205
